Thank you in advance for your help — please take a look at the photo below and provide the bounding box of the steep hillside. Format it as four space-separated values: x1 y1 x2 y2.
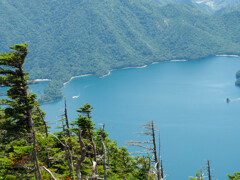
1 0 240 102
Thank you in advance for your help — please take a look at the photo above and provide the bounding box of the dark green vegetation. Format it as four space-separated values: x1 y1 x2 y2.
1 1 240 102
235 70 240 86
228 172 240 180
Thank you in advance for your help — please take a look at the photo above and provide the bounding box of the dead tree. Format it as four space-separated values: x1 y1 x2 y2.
75 130 86 180
99 125 107 180
64 98 74 154
35 105 51 167
127 121 162 180
31 123 42 180
64 97 71 137
160 160 164 179
158 131 164 179
36 105 48 137
92 160 98 180
207 160 212 180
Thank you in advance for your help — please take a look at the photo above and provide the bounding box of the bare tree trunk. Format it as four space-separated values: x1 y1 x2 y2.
160 160 164 180
87 127 98 178
207 160 211 180
92 161 98 180
151 121 160 180
158 129 163 179
158 131 164 180
100 136 107 179
64 97 71 137
31 116 42 180
36 105 50 166
76 164 81 180
76 130 86 180
36 105 48 137
91 137 97 162
64 98 73 154
63 137 74 179
91 136 98 179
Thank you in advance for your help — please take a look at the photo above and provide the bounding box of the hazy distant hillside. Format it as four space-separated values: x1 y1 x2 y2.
193 0 240 13
154 0 240 13
214 3 240 15
1 0 240 102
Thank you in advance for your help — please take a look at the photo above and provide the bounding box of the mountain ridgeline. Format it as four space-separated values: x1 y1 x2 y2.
1 0 240 102
154 0 240 14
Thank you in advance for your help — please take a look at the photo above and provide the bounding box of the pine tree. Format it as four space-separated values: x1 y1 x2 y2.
0 44 36 132
72 103 98 179
0 44 42 179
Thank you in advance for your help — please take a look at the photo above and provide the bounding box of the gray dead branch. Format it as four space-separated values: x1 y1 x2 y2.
42 166 57 180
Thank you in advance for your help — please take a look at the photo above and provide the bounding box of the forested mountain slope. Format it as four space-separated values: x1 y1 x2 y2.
1 0 240 102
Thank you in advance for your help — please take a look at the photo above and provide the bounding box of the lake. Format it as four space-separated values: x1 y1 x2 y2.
31 56 240 180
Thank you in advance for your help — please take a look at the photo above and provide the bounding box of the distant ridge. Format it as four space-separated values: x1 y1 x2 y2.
154 0 240 14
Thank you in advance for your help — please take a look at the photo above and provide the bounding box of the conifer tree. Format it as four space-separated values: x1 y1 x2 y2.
72 103 98 179
0 44 41 179
0 44 36 131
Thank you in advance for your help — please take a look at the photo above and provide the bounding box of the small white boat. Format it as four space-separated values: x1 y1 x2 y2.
72 96 79 99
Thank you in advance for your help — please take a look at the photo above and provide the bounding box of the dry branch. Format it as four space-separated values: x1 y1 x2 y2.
42 166 57 180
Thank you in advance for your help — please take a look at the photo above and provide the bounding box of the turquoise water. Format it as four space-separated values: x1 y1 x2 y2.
33 56 240 179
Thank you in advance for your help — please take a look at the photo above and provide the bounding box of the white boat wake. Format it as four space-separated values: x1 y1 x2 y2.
72 95 79 99
226 98 240 103
231 98 240 102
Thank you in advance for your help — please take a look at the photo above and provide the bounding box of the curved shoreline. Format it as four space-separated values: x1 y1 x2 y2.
34 54 240 87
63 74 93 87
61 54 240 86
99 59 187 78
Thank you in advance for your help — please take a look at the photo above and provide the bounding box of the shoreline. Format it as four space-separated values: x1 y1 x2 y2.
100 64 155 79
37 54 240 88
216 54 240 57
100 71 112 78
99 60 187 78
170 59 187 62
122 65 148 70
63 74 93 87
33 79 51 82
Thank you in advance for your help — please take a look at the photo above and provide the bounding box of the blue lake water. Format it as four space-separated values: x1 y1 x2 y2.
31 56 240 180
